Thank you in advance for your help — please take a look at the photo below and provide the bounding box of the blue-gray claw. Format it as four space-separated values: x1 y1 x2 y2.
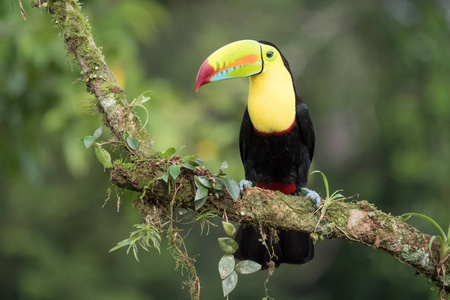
239 179 255 196
301 187 321 208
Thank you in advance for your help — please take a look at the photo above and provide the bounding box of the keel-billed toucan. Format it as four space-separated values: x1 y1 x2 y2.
196 40 320 267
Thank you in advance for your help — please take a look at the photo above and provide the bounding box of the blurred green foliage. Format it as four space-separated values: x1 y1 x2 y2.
1 0 449 299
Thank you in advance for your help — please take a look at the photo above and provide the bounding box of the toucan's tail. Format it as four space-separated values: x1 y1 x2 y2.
234 226 314 269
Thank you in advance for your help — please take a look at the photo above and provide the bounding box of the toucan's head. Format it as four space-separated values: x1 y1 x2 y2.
195 40 291 92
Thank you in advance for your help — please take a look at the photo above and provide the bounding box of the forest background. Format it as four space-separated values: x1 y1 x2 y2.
1 1 449 299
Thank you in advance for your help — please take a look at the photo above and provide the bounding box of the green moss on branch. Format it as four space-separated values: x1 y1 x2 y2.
47 0 153 152
111 156 449 292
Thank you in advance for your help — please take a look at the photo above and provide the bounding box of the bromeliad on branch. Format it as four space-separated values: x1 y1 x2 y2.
196 40 320 268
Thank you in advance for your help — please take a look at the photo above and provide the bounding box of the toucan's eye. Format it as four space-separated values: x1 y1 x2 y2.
265 50 275 59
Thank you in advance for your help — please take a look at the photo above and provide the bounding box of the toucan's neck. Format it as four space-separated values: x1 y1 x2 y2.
248 67 296 134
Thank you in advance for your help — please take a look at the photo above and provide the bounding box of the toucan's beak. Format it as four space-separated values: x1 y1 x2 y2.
195 40 263 92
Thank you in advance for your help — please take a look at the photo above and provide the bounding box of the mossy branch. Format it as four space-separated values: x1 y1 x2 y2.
41 0 449 296
111 156 449 293
47 0 153 153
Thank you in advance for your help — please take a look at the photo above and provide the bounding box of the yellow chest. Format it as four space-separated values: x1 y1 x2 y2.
247 68 296 134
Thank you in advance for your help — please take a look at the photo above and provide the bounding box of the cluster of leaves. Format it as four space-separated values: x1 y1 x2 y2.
83 126 139 169
158 145 192 184
109 223 162 262
83 127 112 169
158 147 240 210
107 146 242 271
193 160 240 210
218 221 261 298
82 91 150 168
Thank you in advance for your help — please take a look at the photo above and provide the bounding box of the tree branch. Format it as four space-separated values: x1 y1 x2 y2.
43 0 449 295
47 0 153 153
111 156 449 292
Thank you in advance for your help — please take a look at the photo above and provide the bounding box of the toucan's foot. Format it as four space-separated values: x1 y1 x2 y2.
239 179 255 196
301 187 321 208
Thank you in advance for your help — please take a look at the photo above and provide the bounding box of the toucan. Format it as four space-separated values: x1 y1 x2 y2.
195 40 320 268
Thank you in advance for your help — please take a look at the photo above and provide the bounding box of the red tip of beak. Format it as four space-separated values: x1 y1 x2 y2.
195 60 215 92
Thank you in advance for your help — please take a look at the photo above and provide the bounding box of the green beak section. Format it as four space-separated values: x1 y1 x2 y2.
196 40 263 91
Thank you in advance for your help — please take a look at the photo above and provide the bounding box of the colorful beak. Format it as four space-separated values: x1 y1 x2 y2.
195 40 263 91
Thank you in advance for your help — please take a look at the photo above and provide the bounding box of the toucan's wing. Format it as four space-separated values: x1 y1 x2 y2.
239 107 253 164
296 98 315 161
239 107 256 179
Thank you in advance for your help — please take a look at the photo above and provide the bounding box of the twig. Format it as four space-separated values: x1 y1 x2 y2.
18 0 26 21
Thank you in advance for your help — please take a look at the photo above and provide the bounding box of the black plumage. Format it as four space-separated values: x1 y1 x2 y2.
234 42 315 268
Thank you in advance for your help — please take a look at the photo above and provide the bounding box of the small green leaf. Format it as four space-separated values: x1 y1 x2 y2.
83 135 96 149
127 137 139 150
222 221 236 236
190 158 203 167
224 177 240 201
141 96 151 104
182 154 197 163
160 174 169 183
402 212 446 238
194 176 200 187
197 176 213 188
311 170 330 199
218 237 238 254
218 254 236 279
93 126 103 139
195 186 208 201
195 196 207 210
219 160 228 175
135 94 151 105
130 92 152 131
213 177 226 190
169 145 186 159
193 177 207 206
222 270 238 297
429 236 437 261
109 241 129 253
168 165 181 180
332 193 344 199
235 260 261 274
161 147 176 158
182 163 195 171
95 146 112 169
194 176 203 188
131 90 152 106
221 160 228 169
